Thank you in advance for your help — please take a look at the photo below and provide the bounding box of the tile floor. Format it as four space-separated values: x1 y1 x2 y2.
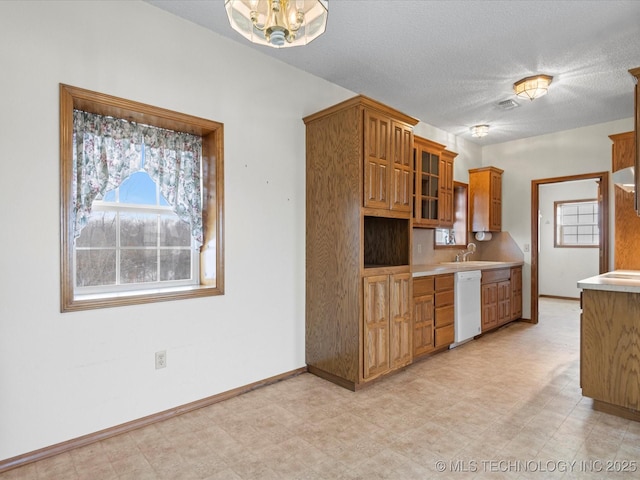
2 298 640 479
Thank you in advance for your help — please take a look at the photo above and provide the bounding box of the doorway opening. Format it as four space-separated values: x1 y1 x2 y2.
530 172 609 324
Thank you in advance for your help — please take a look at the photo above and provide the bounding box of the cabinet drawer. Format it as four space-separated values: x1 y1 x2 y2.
435 305 454 327
435 289 454 307
435 274 454 291
481 268 510 284
435 324 454 348
413 276 435 296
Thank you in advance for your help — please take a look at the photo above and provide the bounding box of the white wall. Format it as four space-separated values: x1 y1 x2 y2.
482 117 633 318
0 0 356 460
539 181 600 298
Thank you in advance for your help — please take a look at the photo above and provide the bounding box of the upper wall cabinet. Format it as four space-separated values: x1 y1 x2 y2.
362 102 417 214
469 166 503 232
412 136 457 227
412 136 443 226
630 67 640 214
439 149 458 227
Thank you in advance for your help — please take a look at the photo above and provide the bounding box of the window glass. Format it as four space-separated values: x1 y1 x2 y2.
555 199 599 247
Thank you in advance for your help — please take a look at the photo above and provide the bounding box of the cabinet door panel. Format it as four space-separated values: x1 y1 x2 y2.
363 275 390 379
390 122 413 212
364 110 391 209
413 293 435 357
435 289 454 307
497 280 511 325
481 283 498 331
390 273 412 368
435 324 455 348
435 305 454 327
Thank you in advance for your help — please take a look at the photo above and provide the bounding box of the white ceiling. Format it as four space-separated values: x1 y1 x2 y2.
145 0 640 145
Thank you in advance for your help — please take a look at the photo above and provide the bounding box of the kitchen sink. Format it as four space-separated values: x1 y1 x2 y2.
439 261 506 267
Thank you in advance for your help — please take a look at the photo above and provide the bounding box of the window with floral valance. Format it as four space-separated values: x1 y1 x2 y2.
60 84 224 312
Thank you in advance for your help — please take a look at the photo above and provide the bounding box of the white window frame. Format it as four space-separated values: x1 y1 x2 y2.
554 198 599 248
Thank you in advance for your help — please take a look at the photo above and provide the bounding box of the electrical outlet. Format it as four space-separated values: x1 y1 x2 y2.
524 243 530 253
155 350 167 369
417 244 422 254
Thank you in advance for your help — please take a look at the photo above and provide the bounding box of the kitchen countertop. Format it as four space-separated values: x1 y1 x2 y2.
412 261 524 277
577 270 640 293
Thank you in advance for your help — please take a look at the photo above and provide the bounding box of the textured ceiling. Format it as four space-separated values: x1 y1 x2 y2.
145 0 640 145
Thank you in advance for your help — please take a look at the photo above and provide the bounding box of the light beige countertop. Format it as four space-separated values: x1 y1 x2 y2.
577 270 640 293
412 261 524 277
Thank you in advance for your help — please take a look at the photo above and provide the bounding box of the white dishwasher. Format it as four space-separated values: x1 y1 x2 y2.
450 270 482 348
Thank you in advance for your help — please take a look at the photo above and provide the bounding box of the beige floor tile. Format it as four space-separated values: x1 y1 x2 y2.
3 298 638 480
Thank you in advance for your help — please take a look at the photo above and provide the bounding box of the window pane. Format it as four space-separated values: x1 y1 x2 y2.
160 249 192 281
119 171 158 205
160 215 191 247
563 205 578 215
76 249 116 286
578 203 595 214
120 250 157 284
563 214 578 225
76 211 116 248
120 213 158 247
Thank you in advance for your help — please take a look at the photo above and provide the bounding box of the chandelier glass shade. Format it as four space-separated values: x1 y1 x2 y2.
514 74 553 101
225 0 328 48
470 125 490 138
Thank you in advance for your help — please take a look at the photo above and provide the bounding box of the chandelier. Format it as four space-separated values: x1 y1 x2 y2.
224 0 328 48
513 74 553 101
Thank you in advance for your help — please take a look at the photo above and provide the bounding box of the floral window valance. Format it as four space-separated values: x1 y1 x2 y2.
72 110 203 246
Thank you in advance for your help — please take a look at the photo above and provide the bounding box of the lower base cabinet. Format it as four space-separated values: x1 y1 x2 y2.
581 288 640 419
434 274 455 347
363 273 411 381
413 273 455 358
412 276 435 357
481 267 522 332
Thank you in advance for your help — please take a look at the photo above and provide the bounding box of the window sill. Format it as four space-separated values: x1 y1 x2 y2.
65 284 222 312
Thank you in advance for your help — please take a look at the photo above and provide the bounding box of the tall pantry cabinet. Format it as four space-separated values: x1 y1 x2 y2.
304 95 418 390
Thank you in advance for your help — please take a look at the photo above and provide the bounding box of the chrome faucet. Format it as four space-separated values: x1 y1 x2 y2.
455 242 477 262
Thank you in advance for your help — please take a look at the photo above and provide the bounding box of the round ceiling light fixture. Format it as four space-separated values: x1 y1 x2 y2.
470 125 490 138
514 74 553 101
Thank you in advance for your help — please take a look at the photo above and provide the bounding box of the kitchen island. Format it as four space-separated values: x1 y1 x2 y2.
578 271 640 421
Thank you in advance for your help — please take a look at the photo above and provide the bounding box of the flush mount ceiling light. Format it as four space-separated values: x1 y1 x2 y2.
470 125 490 138
514 74 553 101
224 0 328 48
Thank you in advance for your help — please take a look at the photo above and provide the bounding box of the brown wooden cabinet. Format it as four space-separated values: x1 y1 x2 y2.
412 136 446 227
412 273 454 358
469 166 503 232
510 266 522 320
413 276 435 357
610 132 640 270
629 67 640 213
481 268 513 332
434 274 455 347
364 107 414 213
581 288 640 420
304 96 418 390
481 283 498 331
363 273 412 379
438 149 457 227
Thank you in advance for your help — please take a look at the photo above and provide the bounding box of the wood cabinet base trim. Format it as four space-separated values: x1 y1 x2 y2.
592 399 640 422
0 367 307 474
307 365 358 391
